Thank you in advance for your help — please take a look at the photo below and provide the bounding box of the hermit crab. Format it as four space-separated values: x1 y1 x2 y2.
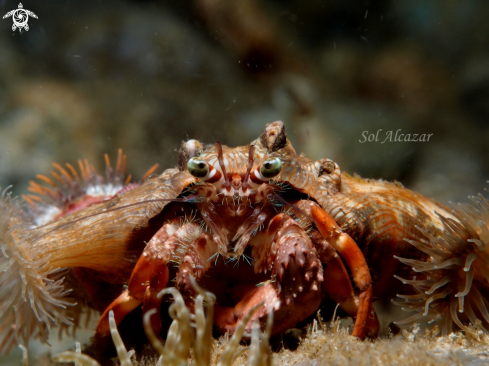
1 121 489 362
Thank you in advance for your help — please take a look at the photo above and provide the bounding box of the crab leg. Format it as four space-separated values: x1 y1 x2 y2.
310 204 373 339
96 222 175 336
96 220 205 336
313 234 379 337
326 256 379 336
96 292 143 336
307 229 359 312
175 232 219 307
322 255 357 310
306 223 380 337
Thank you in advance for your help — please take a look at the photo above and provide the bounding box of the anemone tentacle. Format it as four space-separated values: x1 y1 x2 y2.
23 149 158 226
0 187 75 351
395 192 489 335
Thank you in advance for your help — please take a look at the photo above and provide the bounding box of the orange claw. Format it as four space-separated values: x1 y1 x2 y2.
311 204 373 339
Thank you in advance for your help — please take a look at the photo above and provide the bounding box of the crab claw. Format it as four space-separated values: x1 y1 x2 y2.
216 214 323 336
214 282 321 336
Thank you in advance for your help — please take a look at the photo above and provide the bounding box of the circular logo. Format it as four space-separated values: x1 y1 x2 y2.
12 9 29 29
2 3 38 32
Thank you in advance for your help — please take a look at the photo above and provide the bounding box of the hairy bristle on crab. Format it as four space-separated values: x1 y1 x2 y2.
394 192 489 335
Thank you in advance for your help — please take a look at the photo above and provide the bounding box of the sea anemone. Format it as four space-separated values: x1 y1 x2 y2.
0 151 158 359
394 192 489 335
23 149 158 226
0 186 73 354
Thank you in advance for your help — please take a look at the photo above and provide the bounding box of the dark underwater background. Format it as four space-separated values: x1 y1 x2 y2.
1 0 488 203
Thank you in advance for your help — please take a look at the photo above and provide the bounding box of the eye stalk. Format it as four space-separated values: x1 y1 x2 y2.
259 157 283 179
187 157 209 178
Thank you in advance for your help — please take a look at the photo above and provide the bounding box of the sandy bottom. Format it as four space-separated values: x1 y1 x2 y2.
24 319 488 366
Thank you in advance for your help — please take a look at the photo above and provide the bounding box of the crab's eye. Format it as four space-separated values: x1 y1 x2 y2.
260 157 283 179
187 157 209 178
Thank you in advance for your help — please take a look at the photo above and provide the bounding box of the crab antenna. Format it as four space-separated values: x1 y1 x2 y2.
241 144 255 192
37 195 200 240
216 142 231 191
